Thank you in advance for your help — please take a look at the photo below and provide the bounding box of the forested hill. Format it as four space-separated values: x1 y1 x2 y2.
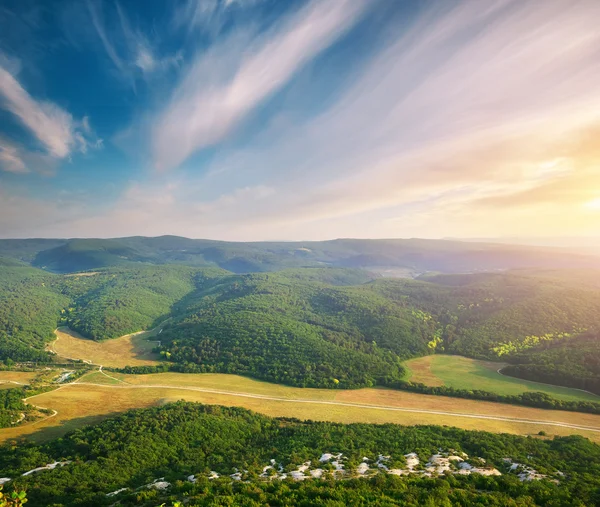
1 402 600 506
503 332 600 395
0 236 598 274
150 269 600 389
0 263 226 362
0 259 600 392
1 261 600 392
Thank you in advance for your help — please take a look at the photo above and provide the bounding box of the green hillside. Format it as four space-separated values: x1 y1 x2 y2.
32 238 153 273
1 402 599 506
369 270 600 359
503 332 600 394
156 271 431 387
148 270 600 389
1 261 599 395
59 266 225 340
0 264 226 362
0 261 68 362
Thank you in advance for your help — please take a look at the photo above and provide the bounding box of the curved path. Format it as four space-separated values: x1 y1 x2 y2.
67 381 600 434
17 390 61 428
48 330 92 364
97 366 127 384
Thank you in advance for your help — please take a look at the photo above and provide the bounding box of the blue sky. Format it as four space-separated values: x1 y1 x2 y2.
1 0 600 241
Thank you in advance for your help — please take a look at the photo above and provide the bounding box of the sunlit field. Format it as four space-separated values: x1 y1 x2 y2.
50 327 161 368
403 354 600 403
0 371 39 389
2 369 600 444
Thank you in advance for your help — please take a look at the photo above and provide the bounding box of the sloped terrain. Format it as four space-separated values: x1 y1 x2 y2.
1 260 599 394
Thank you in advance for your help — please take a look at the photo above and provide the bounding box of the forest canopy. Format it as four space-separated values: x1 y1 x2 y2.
1 262 599 393
1 402 599 506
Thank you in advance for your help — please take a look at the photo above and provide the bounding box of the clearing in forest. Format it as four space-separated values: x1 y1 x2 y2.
50 327 161 368
403 355 600 403
401 355 444 387
3 371 600 444
0 371 38 388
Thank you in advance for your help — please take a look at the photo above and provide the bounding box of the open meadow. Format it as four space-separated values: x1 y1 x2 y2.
2 328 597 445
403 354 600 403
2 369 600 444
0 371 39 389
50 327 161 367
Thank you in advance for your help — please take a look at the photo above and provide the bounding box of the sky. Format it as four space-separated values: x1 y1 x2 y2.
1 0 600 242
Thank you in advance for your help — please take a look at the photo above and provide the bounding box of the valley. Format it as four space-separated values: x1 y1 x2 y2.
2 0 600 501
5 372 600 445
2 238 600 506
2 327 600 444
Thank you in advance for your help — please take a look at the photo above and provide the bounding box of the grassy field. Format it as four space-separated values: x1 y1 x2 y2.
403 355 600 403
401 356 444 386
0 371 39 389
2 370 600 444
8 331 593 446
50 327 161 367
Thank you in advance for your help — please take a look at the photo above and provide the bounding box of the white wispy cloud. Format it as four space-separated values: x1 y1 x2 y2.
0 138 28 173
172 0 263 37
0 64 100 165
87 0 182 87
5 0 600 241
171 0 600 237
0 66 75 158
152 0 370 171
86 0 126 74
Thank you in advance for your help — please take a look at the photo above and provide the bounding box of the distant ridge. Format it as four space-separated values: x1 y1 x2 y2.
0 236 598 274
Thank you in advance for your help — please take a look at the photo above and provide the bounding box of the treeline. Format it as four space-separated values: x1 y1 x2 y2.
121 474 596 506
503 364 600 396
2 402 600 506
111 363 600 415
388 379 600 415
0 387 27 428
502 332 600 395
0 335 50 364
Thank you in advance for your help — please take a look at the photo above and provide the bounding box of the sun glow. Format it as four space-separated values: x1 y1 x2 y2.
583 197 600 210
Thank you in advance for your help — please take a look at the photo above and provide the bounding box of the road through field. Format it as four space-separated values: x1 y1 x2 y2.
5 376 600 444
6 328 593 444
66 381 600 433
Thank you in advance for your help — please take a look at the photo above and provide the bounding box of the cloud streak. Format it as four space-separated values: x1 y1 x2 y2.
3 0 600 241
86 0 182 88
0 64 100 168
0 66 76 158
0 138 28 173
152 0 370 171
171 0 600 237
